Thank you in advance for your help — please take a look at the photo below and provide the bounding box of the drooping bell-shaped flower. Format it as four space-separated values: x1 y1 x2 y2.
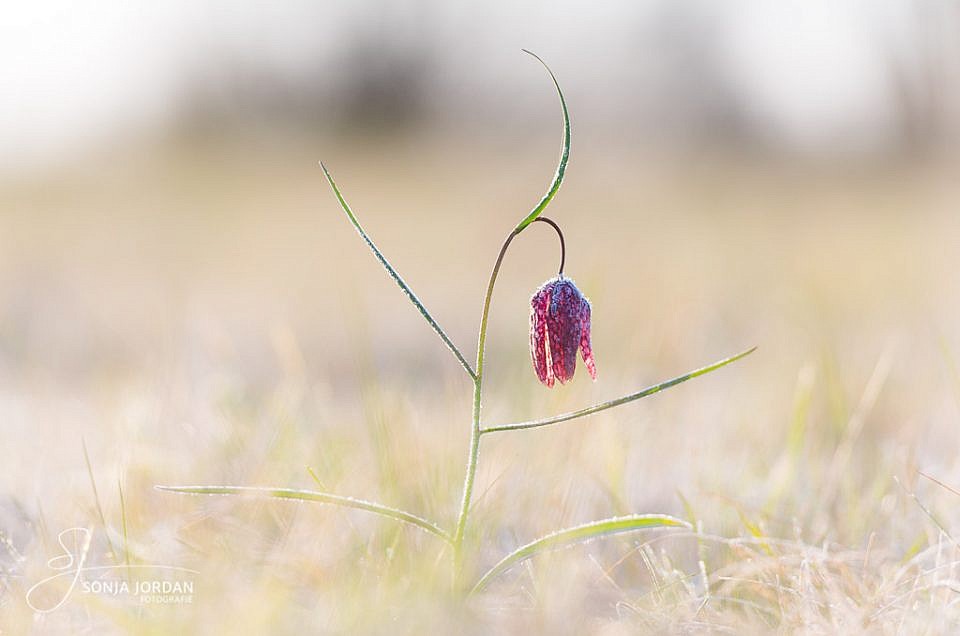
529 276 597 387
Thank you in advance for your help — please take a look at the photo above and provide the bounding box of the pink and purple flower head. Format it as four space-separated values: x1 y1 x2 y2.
529 276 597 387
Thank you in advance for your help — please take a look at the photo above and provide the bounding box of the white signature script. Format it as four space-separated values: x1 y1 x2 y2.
25 527 198 613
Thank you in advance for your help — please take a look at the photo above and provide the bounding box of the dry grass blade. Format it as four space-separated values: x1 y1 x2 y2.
82 438 118 563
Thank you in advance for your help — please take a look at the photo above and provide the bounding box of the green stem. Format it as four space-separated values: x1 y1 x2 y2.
451 49 570 586
533 217 566 276
452 228 521 578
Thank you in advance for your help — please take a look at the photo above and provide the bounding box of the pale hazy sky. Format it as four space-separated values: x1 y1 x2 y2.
0 1 953 172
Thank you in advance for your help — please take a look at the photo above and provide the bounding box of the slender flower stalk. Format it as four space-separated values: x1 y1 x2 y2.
452 217 573 579
452 226 518 577
534 216 566 276
451 51 574 576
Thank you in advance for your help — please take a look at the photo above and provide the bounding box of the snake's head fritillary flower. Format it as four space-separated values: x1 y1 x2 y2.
529 276 597 387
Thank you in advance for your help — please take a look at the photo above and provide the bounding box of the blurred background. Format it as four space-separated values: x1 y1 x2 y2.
4 1 960 632
4 0 960 173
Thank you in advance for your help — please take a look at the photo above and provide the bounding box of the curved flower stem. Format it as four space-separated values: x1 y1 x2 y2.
533 216 565 276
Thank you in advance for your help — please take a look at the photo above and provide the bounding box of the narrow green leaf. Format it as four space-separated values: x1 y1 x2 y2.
481 347 757 434
471 514 689 593
156 485 451 543
513 49 570 233
320 162 476 380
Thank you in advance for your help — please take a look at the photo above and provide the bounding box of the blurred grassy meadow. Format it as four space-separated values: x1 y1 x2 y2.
4 3 960 633
4 132 960 632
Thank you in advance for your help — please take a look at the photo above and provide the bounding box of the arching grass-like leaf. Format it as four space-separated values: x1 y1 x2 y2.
471 514 690 594
156 485 451 543
481 347 756 434
513 49 570 233
320 162 476 380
